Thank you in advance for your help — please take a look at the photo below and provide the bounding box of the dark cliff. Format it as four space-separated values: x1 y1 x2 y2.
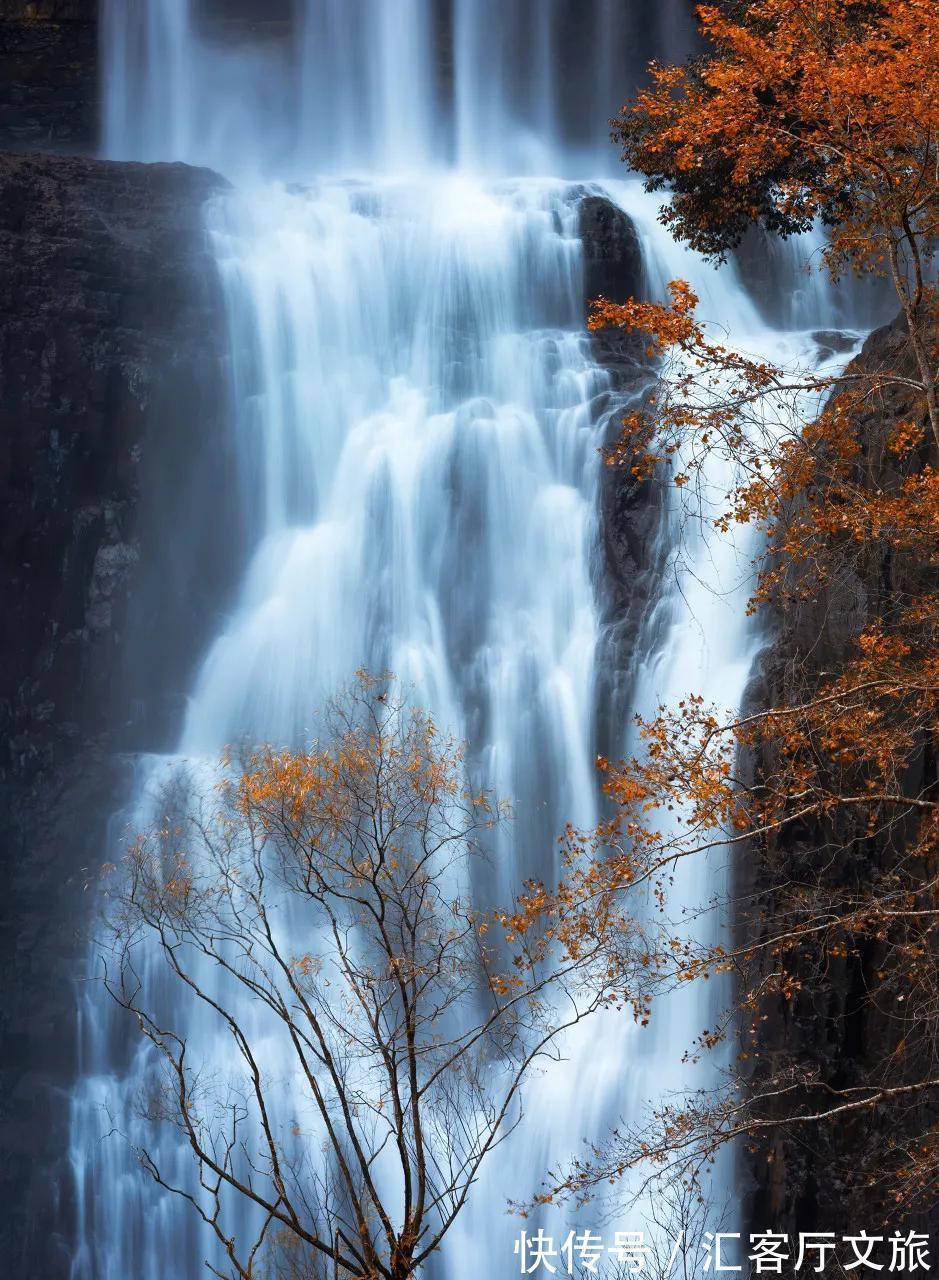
0 149 237 1275
742 314 939 1240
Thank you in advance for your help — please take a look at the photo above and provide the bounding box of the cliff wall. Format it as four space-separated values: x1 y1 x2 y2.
0 149 236 1275
743 314 939 1239
0 3 98 153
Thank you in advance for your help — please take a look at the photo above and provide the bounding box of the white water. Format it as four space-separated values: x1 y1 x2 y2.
72 5 861 1278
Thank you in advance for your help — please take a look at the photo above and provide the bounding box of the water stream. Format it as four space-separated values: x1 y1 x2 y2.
71 5 863 1277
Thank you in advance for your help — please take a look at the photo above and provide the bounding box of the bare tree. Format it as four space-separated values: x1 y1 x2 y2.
102 674 650 1280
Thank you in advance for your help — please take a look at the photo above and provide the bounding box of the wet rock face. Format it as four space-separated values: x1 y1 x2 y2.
578 193 645 312
0 151 234 762
575 192 662 716
577 193 650 396
0 150 236 1277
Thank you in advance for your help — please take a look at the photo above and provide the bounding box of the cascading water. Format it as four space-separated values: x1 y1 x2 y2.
100 0 698 177
71 5 867 1278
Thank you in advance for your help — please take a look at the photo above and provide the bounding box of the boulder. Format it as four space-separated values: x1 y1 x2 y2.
578 192 645 309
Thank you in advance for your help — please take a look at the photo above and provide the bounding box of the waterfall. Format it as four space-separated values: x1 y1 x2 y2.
99 0 698 177
73 5 861 1278
100 0 195 163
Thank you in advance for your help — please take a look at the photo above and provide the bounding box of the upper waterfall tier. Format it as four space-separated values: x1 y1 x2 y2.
101 0 698 177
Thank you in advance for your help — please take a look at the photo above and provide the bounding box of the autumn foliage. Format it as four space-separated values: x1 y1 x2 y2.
615 0 939 446
104 676 665 1280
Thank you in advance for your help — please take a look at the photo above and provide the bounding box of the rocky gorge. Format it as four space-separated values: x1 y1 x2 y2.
0 3 929 1276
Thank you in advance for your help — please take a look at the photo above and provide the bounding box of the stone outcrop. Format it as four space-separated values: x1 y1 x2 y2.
578 193 645 315
577 192 663 711
0 149 237 1276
